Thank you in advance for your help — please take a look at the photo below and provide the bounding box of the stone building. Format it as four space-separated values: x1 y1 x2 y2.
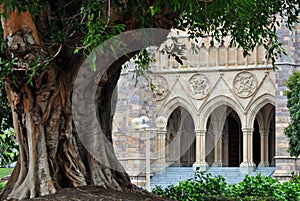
112 24 300 186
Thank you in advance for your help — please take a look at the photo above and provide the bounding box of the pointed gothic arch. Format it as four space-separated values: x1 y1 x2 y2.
253 103 275 167
205 105 243 167
199 95 244 130
246 93 275 129
158 96 198 128
165 106 196 167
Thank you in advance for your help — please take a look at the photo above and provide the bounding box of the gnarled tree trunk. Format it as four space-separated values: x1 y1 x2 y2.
0 9 132 201
0 1 177 200
2 62 133 200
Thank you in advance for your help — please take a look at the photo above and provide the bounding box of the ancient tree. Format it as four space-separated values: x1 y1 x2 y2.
0 0 299 200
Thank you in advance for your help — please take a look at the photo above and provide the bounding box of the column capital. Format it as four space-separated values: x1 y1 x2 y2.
157 129 167 137
260 133 268 138
194 129 207 136
211 130 222 136
157 129 167 132
259 129 270 136
242 127 254 134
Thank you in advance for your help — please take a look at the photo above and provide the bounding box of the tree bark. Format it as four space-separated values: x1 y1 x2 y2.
0 15 136 201
0 35 137 201
1 51 134 201
0 1 179 200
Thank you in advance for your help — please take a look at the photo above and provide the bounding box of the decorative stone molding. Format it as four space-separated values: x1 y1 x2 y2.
188 73 209 99
152 75 169 101
233 71 258 98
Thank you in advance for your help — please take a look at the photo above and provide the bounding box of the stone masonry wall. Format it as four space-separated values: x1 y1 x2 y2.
273 20 300 179
113 65 158 185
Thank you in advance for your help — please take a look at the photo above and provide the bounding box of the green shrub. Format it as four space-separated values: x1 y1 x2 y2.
244 197 278 201
202 195 239 201
274 180 300 200
152 171 300 201
0 119 18 167
152 184 183 200
203 195 277 201
285 70 300 157
152 171 227 201
193 171 227 196
291 172 300 184
226 173 279 199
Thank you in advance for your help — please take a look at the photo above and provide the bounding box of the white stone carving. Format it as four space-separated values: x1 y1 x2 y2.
152 75 169 101
233 71 257 98
188 73 209 99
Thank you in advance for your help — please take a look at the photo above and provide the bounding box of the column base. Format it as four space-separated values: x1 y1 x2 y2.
212 161 222 167
240 161 256 174
193 162 209 172
258 161 269 167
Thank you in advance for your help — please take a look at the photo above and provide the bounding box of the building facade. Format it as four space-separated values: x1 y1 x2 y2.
112 24 300 185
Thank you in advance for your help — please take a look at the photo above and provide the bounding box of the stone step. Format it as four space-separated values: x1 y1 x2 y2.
150 167 277 190
159 167 193 172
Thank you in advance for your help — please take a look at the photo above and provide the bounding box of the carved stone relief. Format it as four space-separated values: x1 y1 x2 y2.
188 73 209 99
233 71 257 98
152 75 169 101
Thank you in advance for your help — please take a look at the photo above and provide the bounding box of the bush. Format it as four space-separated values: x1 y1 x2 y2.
203 195 277 201
285 70 300 156
152 171 300 201
202 195 239 201
152 171 227 201
226 173 279 199
0 119 18 167
274 180 300 200
291 172 300 184
152 185 182 200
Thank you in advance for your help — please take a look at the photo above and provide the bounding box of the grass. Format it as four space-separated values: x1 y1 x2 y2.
0 168 12 191
0 168 13 179
0 181 7 191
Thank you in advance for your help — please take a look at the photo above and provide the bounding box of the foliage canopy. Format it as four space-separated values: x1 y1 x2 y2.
0 0 298 78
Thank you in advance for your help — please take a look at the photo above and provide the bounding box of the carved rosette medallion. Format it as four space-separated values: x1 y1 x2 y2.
233 71 257 98
152 75 169 101
188 73 209 99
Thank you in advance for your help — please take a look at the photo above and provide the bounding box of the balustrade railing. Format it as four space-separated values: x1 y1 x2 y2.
154 35 270 71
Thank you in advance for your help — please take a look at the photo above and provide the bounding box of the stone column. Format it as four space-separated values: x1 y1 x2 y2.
212 130 223 167
156 130 167 171
157 133 161 162
193 129 208 171
264 131 269 165
258 129 269 167
240 128 255 173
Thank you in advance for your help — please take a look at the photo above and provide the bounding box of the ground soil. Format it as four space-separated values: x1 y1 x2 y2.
2 185 174 201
